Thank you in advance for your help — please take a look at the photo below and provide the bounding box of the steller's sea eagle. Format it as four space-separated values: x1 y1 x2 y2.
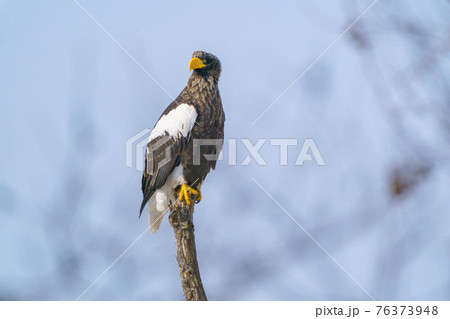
140 51 225 233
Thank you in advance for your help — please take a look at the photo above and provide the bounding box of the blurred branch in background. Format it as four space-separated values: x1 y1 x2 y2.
344 0 450 298
346 0 450 197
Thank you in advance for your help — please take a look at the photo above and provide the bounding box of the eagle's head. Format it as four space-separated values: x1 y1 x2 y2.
189 51 221 81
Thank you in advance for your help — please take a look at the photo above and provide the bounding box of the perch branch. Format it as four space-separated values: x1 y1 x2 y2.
168 194 207 301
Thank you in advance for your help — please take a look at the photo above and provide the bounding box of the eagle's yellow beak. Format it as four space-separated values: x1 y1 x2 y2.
189 57 206 72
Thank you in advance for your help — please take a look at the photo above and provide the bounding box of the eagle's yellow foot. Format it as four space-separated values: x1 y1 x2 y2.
196 189 202 203
178 184 201 205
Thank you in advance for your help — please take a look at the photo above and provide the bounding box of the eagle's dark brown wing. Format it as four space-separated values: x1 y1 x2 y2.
140 133 189 216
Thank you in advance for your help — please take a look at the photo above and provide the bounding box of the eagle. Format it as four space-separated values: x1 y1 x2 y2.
140 51 225 233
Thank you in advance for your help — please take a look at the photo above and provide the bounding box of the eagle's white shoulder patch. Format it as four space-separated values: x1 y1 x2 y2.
149 103 197 141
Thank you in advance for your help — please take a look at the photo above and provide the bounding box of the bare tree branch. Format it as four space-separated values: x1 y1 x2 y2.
169 195 207 301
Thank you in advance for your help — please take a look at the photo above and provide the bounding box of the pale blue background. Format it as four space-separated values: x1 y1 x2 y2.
1 0 450 300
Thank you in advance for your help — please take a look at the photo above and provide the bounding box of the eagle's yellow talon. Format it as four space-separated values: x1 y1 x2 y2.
184 191 191 205
195 190 202 203
178 184 200 205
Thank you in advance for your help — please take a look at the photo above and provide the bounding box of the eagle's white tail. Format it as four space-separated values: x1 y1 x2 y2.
147 188 172 233
148 208 165 233
146 165 185 233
